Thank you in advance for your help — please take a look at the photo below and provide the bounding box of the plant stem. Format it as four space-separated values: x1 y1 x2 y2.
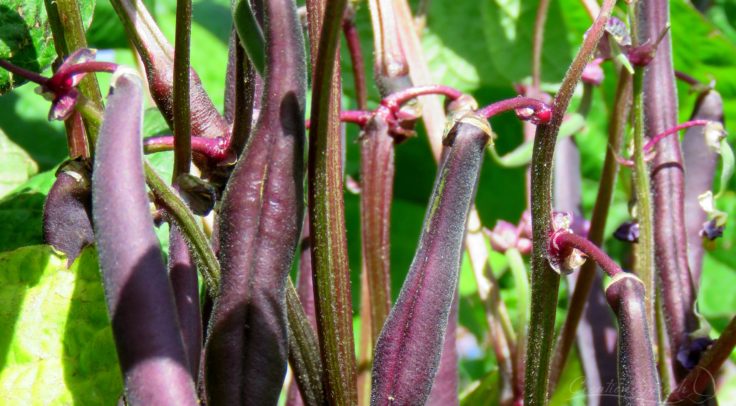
286 279 325 406
306 0 357 403
548 68 632 391
631 63 656 338
44 0 105 152
551 232 623 278
643 120 709 152
667 316 736 404
76 101 220 295
531 0 550 93
143 162 220 294
173 0 192 179
476 96 551 121
525 0 615 403
343 7 368 110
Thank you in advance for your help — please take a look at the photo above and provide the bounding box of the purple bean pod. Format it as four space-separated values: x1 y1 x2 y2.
43 161 94 265
639 0 699 380
168 221 202 378
605 273 660 405
92 69 198 405
370 112 490 405
204 0 306 402
683 90 724 286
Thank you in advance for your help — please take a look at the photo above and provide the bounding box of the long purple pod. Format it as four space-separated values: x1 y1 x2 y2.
371 113 490 405
360 114 394 344
426 290 459 406
204 0 306 402
639 0 699 380
43 163 94 265
605 274 661 405
169 223 202 378
683 90 724 285
92 69 198 405
109 0 228 140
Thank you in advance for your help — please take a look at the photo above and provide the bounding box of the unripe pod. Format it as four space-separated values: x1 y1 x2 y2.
605 273 660 405
371 113 490 405
43 161 94 265
204 0 306 403
92 69 197 405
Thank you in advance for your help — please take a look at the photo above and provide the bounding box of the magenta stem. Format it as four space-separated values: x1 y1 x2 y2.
306 110 373 130
50 61 118 88
477 96 550 119
674 71 701 87
643 119 710 152
145 135 228 160
381 85 463 111
0 59 49 85
552 232 623 278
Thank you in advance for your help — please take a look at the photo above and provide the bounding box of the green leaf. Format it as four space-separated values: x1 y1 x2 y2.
460 369 501 406
0 128 38 199
0 245 122 405
0 0 95 95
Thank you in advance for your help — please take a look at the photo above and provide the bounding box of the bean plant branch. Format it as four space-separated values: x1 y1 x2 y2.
525 0 615 403
173 0 192 179
306 0 358 403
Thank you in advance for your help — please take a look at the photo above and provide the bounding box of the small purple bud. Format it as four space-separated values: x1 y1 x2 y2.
676 337 714 370
699 219 724 241
613 221 639 243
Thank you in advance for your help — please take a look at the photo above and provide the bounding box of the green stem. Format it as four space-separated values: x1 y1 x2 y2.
44 0 104 154
525 1 615 404
306 0 357 404
173 0 192 179
77 101 220 295
631 65 656 330
286 279 325 406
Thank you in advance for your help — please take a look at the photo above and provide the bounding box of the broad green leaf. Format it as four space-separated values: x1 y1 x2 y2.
0 128 38 199
0 0 96 94
0 245 122 405
0 77 67 170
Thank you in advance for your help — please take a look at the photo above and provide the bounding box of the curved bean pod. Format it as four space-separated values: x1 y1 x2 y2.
371 112 490 405
92 69 198 405
204 0 306 403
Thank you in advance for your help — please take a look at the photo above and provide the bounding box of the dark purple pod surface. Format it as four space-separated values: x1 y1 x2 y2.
204 0 306 403
683 90 724 285
43 162 94 265
605 274 660 406
371 113 490 406
426 290 459 406
360 114 394 343
168 223 201 378
92 69 198 405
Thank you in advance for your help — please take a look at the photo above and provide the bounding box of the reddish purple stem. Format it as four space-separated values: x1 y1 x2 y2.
0 59 49 85
643 119 709 151
50 61 118 87
551 231 623 278
477 96 552 122
144 135 229 160
381 84 463 110
306 110 373 129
